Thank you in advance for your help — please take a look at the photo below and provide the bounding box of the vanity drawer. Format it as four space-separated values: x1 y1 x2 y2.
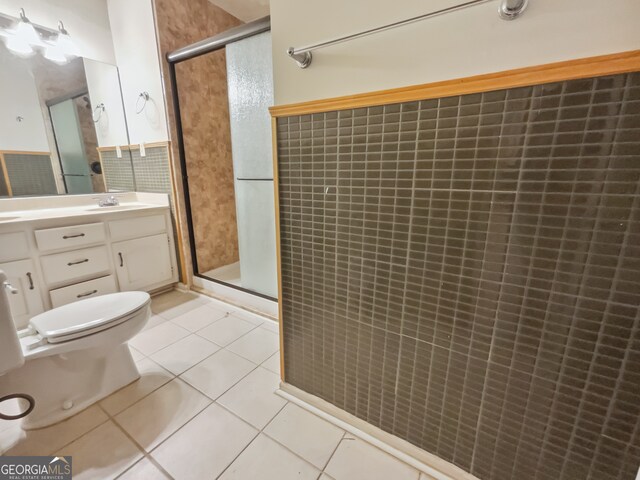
0 232 30 262
40 245 111 287
35 222 106 253
49 275 117 308
109 214 166 241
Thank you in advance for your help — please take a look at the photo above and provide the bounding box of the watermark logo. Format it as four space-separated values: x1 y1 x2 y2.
0 456 72 480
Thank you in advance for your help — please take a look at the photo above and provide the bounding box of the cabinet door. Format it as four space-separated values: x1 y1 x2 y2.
0 259 45 329
113 234 173 291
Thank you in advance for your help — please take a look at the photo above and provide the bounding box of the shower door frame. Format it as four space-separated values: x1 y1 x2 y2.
166 16 276 302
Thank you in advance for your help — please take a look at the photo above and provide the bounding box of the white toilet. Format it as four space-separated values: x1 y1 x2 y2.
0 271 151 430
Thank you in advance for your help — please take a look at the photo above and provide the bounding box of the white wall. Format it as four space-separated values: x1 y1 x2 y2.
84 58 129 147
0 53 49 152
107 0 168 145
0 0 115 64
270 0 640 105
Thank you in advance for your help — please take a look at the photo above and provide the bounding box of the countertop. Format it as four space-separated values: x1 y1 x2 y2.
0 202 168 225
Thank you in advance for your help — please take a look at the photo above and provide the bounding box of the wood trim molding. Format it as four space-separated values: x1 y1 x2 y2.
269 49 640 117
272 116 285 381
96 141 170 153
0 150 51 156
0 152 12 197
163 140 190 285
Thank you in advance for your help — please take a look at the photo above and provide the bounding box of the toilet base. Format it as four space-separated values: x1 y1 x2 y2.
0 343 140 430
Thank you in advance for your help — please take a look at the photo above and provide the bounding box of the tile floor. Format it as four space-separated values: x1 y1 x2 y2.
0 289 434 480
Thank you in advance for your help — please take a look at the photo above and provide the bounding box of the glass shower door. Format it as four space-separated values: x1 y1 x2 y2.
226 32 277 298
49 99 93 194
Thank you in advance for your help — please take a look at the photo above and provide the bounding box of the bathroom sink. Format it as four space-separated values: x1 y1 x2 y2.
85 205 142 212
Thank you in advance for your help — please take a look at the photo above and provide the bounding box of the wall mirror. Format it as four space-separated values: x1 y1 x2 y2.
0 13 133 197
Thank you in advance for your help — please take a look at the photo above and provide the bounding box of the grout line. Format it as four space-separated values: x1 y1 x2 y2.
277 388 455 480
43 410 112 457
319 431 347 473
100 359 177 417
101 403 176 480
212 403 289 479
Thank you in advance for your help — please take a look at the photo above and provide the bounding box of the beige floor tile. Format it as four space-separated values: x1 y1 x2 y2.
264 403 345 469
196 316 257 346
227 327 279 364
325 436 419 480
115 378 211 451
152 291 208 319
129 346 145 362
152 403 258 480
180 349 255 399
171 305 228 332
129 322 190 356
219 434 319 480
217 367 286 429
150 334 220 375
204 300 233 319
142 314 167 332
57 421 142 480
117 457 170 479
100 358 174 416
227 308 267 326
1 405 108 456
261 352 281 376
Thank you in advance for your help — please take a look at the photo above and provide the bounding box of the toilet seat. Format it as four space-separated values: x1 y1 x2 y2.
29 291 151 344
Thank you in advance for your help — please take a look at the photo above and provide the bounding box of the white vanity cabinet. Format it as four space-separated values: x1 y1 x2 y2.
113 234 174 291
0 203 178 314
0 259 45 328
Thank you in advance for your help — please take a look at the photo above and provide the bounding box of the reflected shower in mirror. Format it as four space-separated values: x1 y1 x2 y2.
0 46 133 196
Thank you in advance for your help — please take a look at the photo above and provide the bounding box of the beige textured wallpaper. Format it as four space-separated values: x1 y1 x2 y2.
154 0 243 274
74 96 104 193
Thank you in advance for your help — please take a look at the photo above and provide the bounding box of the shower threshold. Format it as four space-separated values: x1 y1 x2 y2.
203 261 242 287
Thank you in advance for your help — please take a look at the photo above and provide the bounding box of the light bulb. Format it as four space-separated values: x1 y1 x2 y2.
53 21 79 58
43 40 68 64
4 34 35 57
10 9 44 47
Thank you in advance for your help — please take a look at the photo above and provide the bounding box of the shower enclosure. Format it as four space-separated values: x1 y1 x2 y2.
167 18 277 302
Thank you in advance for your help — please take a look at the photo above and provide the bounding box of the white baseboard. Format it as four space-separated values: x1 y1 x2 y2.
277 383 480 480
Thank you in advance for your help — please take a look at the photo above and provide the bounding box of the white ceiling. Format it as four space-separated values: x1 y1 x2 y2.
208 0 270 22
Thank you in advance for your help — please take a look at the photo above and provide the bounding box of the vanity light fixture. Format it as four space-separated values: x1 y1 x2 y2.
49 21 79 58
42 21 79 64
1 10 79 63
3 8 43 57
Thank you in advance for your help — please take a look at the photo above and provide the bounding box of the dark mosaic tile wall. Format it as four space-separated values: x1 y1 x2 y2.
4 153 57 196
276 72 640 480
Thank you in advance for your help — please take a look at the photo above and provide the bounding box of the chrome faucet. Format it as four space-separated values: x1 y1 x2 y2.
97 195 120 207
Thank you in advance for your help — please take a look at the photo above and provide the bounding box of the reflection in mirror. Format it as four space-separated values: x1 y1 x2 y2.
0 47 133 196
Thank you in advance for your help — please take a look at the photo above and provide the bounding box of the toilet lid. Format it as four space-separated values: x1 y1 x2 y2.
30 291 150 342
